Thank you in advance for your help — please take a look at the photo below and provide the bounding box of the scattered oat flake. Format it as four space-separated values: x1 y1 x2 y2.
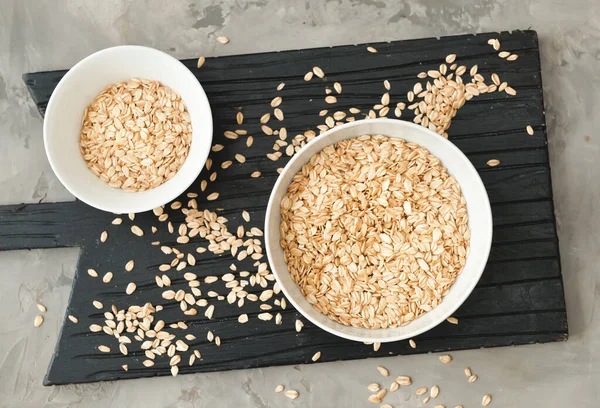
396 376 411 386
381 405 393 408
277 82 285 91
367 46 378 53
526 125 534 135
125 260 134 272
207 192 219 201
68 315 78 323
416 387 428 396
100 231 108 242
197 56 205 68
126 282 136 295
275 384 284 393
431 385 440 398
439 354 452 364
313 66 325 78
274 108 284 121
242 210 250 222
465 367 472 377
131 225 143 236
469 375 478 383
92 300 103 309
507 54 519 61
325 96 337 104
486 159 500 167
33 315 44 327
205 305 215 319
224 130 238 140
367 383 380 392
37 303 47 313
216 36 229 44
295 319 304 332
87 268 98 278
304 71 313 81
488 38 500 50
311 351 321 362
383 79 391 90
334 82 342 94
498 51 510 58
482 394 492 406
271 96 282 107
373 342 380 352
231 112 242 127
447 317 459 324
98 345 110 353
377 366 389 377
258 312 273 321
285 390 299 400
409 339 416 348
367 395 381 404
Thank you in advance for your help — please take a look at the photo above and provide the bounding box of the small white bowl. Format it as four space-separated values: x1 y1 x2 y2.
43 45 212 214
265 119 492 343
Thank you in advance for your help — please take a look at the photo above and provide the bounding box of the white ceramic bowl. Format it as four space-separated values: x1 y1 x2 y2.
265 119 493 343
43 45 212 214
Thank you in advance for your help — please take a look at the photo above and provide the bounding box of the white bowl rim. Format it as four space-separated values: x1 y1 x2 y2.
265 118 493 343
43 45 212 214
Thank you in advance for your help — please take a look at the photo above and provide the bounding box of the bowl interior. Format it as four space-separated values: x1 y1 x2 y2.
43 46 212 214
265 119 492 342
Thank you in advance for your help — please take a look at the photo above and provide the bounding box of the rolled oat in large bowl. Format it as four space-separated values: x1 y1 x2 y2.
279 134 470 329
265 119 492 343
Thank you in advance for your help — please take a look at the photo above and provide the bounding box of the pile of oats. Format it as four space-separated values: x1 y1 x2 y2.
280 135 470 329
80 78 192 192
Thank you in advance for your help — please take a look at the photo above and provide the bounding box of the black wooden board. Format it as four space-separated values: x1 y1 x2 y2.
2 30 566 386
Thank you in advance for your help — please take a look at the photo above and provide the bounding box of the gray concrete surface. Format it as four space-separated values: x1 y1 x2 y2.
0 0 598 407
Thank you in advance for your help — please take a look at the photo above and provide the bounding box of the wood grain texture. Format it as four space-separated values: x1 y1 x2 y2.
6 29 566 386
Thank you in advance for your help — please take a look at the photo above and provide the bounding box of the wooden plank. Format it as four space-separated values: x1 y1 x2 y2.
0 201 104 250
9 30 567 386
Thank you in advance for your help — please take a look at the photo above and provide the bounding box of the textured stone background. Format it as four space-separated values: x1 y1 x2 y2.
0 0 598 407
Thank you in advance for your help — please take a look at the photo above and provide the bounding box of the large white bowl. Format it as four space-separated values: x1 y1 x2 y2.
265 119 493 343
43 45 213 214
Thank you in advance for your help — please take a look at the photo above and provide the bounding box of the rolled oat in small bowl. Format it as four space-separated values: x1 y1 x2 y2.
265 119 492 343
44 46 212 214
80 78 193 192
